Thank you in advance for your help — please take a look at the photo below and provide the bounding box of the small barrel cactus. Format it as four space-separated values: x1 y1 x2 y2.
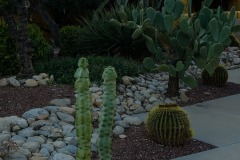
97 66 117 160
202 65 228 87
146 103 193 146
74 57 92 160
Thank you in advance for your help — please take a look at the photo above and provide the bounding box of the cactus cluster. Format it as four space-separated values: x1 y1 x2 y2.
202 65 228 87
74 57 117 160
97 67 117 160
110 0 239 96
146 103 193 146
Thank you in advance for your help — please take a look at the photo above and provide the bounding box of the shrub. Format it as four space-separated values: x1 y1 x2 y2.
59 26 84 57
0 24 18 75
27 24 53 61
0 23 52 75
34 55 143 84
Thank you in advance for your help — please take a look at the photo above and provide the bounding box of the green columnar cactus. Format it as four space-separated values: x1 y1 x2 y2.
74 58 92 160
146 103 193 146
97 67 117 160
202 65 228 87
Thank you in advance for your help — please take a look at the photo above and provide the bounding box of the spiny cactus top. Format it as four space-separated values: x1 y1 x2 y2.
102 66 118 82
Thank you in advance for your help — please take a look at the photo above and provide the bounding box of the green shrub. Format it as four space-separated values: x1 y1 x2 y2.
34 56 143 84
0 24 18 75
0 23 52 75
59 26 84 57
27 24 53 61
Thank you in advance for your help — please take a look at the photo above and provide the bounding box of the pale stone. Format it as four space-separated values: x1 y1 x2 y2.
8 77 20 87
180 92 189 102
59 107 76 115
113 126 125 135
38 79 47 85
0 118 10 132
39 73 48 79
0 78 8 86
122 76 132 85
25 79 38 87
119 135 127 139
123 116 142 126
50 98 71 108
32 75 43 81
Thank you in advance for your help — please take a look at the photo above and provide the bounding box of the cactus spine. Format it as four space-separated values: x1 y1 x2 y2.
146 104 193 146
97 67 117 160
74 58 92 160
202 65 228 87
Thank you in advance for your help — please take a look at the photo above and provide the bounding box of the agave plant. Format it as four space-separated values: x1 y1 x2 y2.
77 5 148 59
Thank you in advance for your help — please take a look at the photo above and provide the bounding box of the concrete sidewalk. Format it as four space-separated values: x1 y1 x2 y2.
173 68 240 160
134 68 240 160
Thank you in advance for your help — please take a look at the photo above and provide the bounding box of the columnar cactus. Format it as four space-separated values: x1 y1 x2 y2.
74 58 92 160
97 66 117 160
146 103 193 146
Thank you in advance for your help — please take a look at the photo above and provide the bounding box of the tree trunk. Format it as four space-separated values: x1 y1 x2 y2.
17 7 35 78
166 73 180 97
0 9 22 71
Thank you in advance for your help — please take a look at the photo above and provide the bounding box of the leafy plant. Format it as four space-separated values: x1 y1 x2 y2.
27 23 53 61
0 22 52 75
59 26 84 57
0 23 18 75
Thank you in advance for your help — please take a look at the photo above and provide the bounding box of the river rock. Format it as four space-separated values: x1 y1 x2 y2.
25 79 38 87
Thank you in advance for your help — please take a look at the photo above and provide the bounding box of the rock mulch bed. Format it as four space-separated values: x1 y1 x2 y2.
0 46 240 159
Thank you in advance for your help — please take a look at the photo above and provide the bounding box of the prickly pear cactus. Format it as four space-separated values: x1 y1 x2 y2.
97 66 117 160
74 57 92 160
202 65 228 87
146 103 193 146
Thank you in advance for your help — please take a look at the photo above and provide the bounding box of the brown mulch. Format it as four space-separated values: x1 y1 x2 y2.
1 81 240 159
92 125 216 160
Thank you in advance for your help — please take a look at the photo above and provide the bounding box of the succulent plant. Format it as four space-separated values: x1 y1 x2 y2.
110 0 239 96
74 57 117 160
146 103 193 146
97 66 117 160
74 57 92 160
202 65 228 87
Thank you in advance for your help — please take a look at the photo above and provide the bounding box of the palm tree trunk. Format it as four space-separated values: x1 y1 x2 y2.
17 7 35 78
